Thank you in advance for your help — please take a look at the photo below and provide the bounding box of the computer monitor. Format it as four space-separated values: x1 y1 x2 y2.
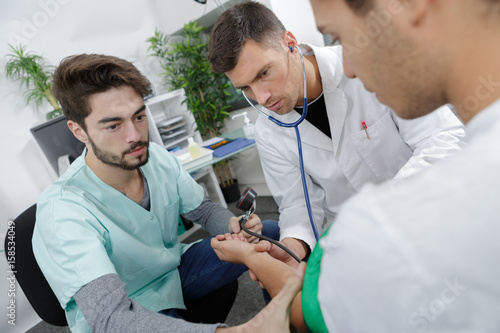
30 115 86 176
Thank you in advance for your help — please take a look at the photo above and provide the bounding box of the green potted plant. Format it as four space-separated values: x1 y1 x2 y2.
147 21 240 201
5 44 62 120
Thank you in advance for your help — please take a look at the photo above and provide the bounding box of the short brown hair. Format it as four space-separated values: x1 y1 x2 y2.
52 54 151 130
208 2 286 73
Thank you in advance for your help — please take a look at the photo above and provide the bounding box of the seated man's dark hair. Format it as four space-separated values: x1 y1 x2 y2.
52 54 151 131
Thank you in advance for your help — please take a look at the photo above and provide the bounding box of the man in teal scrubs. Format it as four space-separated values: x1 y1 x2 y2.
32 54 279 333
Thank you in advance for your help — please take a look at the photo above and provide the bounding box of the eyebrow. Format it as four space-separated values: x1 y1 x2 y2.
233 64 269 90
98 105 146 124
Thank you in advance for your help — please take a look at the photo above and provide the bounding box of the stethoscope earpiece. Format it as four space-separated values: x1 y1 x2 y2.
289 46 294 52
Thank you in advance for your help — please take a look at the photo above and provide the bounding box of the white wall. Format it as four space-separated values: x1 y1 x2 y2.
0 0 322 331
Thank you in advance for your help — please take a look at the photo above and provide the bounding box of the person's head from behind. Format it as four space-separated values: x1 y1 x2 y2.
208 1 306 115
52 54 152 170
310 0 500 123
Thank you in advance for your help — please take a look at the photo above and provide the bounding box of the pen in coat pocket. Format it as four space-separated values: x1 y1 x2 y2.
362 122 370 140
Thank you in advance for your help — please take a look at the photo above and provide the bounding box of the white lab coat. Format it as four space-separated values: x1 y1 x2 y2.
255 44 466 249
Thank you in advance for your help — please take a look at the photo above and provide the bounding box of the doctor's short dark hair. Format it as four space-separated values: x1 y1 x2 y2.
52 54 151 131
208 1 286 73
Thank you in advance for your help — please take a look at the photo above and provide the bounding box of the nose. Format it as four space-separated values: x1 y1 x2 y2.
125 121 142 143
342 51 357 79
250 84 272 106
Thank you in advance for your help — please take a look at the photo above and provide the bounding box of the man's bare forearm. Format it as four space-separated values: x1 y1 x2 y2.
242 251 306 329
281 237 311 261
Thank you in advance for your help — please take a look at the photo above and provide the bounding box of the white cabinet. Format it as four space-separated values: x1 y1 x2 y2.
145 89 202 150
145 89 228 211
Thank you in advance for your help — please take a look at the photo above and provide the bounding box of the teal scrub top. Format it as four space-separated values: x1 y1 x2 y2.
32 143 204 333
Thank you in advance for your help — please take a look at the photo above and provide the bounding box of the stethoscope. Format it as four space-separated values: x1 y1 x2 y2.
241 45 321 243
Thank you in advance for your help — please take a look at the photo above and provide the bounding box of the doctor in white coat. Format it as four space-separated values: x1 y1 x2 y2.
208 2 465 263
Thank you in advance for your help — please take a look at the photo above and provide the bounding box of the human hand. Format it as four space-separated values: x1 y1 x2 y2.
214 233 245 242
211 234 256 265
228 213 263 244
248 238 307 286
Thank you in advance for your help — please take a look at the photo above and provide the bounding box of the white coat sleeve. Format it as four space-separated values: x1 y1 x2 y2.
255 123 324 252
391 105 466 179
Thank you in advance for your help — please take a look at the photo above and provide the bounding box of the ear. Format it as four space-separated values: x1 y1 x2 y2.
67 120 88 144
281 31 298 51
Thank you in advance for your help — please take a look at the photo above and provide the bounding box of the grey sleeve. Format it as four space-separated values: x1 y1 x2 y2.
182 199 236 236
74 274 222 333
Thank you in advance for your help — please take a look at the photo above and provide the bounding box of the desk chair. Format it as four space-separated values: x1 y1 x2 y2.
4 204 67 326
5 204 238 327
